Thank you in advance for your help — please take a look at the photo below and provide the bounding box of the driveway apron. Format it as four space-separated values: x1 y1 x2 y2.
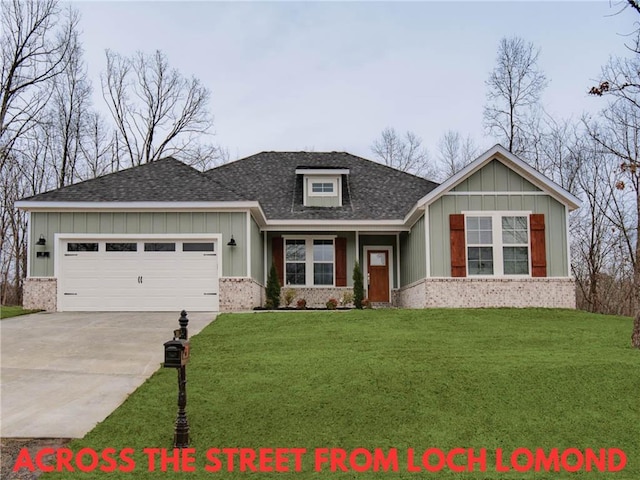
0 311 216 438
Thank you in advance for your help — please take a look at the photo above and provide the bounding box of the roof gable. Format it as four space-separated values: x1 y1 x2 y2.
452 159 541 192
416 144 581 211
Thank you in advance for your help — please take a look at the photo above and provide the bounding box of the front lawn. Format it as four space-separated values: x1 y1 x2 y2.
0 305 40 319
39 309 638 479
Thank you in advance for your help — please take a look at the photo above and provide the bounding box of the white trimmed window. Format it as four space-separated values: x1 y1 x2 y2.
465 212 530 277
285 237 335 286
285 239 306 285
307 177 338 197
311 182 334 194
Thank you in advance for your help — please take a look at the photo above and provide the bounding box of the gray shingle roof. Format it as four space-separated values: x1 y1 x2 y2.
205 152 438 220
22 152 439 221
22 158 244 202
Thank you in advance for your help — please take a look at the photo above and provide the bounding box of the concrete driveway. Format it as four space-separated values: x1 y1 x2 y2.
0 311 216 438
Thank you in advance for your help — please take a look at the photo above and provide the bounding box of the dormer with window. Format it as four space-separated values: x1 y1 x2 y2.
296 168 349 207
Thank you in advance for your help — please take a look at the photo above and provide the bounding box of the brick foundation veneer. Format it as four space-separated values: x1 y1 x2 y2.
219 278 264 311
280 287 354 308
398 278 576 309
23 278 57 311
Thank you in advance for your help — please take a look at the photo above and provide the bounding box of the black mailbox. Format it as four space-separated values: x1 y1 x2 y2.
164 339 190 368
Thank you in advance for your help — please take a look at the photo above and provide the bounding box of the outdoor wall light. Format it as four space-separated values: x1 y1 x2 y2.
36 234 49 258
227 235 237 247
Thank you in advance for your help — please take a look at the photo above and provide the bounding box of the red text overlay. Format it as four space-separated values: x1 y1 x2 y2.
13 447 628 474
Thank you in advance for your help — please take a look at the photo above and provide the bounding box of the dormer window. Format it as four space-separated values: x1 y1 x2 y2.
309 178 337 196
296 168 349 207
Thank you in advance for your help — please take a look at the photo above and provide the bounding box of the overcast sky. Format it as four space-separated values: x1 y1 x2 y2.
72 1 637 161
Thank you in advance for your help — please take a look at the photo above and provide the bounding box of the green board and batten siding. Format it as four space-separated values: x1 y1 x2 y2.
453 160 542 192
428 158 569 277
400 215 426 287
250 215 264 284
29 211 248 277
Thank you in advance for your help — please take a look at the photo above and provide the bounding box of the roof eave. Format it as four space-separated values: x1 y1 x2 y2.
15 200 263 212
263 219 409 232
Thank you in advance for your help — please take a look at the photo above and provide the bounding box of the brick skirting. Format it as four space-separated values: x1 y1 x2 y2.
278 287 354 309
219 277 264 311
398 277 576 309
23 278 57 311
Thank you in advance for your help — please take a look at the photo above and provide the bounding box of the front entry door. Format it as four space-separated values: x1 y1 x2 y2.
368 250 389 302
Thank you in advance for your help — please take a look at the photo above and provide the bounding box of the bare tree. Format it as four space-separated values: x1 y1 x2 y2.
101 49 216 167
370 127 436 178
436 130 479 178
0 0 76 167
484 36 548 155
79 112 114 179
589 73 640 346
0 0 78 305
46 17 93 188
570 128 623 313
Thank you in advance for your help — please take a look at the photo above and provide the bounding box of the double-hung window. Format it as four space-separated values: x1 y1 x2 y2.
466 217 494 275
285 238 335 286
285 239 306 285
465 213 530 276
501 216 529 275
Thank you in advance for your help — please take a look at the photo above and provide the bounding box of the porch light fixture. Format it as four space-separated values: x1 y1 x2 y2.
227 235 237 247
36 234 49 258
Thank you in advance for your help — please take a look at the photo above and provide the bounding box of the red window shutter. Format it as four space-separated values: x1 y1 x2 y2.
530 214 547 277
335 237 347 286
450 214 466 277
272 236 284 285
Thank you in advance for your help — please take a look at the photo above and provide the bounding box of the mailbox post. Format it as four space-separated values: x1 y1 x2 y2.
163 310 190 448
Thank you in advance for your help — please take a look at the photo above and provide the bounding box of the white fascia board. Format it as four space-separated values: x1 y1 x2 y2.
16 200 270 226
263 220 408 232
412 144 582 212
295 168 349 175
15 200 261 212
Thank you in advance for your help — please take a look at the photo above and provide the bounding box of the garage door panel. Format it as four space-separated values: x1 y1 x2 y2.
59 238 219 311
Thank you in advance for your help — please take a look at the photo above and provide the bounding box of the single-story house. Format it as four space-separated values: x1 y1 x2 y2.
16 144 580 312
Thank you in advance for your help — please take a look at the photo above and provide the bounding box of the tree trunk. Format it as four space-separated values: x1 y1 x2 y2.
633 312 640 349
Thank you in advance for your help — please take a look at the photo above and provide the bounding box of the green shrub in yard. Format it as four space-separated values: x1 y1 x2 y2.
326 298 338 310
353 260 364 309
265 263 281 309
283 288 296 307
340 290 354 307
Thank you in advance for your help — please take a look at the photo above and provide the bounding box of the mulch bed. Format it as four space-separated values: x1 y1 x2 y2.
1 438 71 480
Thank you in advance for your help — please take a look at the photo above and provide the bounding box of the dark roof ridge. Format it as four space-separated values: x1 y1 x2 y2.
207 151 440 186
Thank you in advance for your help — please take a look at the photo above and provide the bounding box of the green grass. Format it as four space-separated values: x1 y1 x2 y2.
0 305 40 319
40 309 638 479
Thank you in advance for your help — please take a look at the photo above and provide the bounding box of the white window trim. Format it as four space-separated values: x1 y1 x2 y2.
309 179 336 196
282 235 336 287
462 211 532 278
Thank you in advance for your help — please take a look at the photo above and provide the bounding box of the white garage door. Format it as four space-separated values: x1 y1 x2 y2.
58 238 219 311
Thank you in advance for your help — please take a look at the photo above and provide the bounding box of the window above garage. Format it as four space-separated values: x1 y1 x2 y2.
295 168 349 208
